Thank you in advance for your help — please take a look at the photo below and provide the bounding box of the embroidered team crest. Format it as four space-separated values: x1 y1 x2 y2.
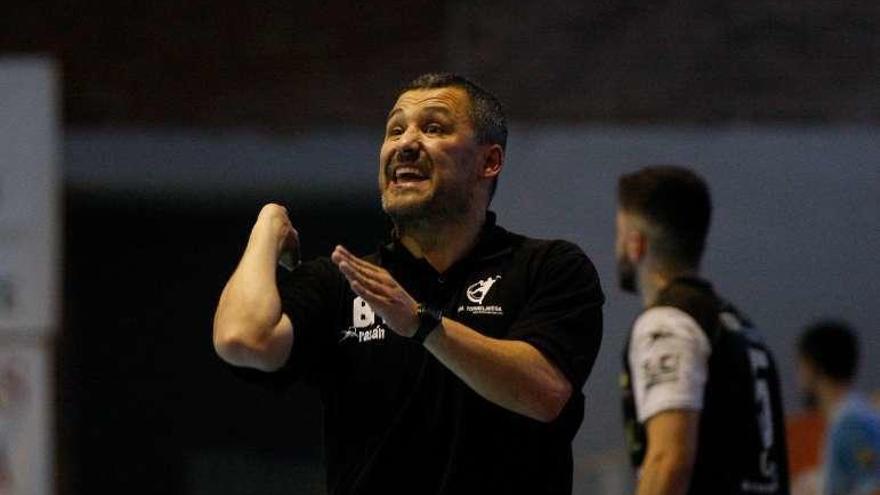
458 275 504 316
466 276 501 304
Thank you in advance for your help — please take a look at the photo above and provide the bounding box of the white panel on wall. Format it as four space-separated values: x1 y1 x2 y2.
0 57 60 334
0 57 59 495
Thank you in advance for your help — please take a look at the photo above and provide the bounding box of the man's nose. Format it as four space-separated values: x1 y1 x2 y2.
398 145 419 162
397 127 420 162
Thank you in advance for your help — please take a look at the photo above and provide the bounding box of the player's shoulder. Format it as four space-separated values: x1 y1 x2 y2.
632 306 706 343
836 401 880 436
653 279 721 337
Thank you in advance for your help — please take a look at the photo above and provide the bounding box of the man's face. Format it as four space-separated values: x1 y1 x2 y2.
379 87 485 225
616 210 639 293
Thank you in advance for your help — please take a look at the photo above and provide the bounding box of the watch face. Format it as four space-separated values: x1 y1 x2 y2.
427 305 442 319
414 304 442 343
418 304 441 320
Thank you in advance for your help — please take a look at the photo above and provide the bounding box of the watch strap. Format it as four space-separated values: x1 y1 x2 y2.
413 303 442 344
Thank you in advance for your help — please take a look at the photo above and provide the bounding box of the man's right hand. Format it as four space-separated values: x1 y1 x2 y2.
253 203 300 263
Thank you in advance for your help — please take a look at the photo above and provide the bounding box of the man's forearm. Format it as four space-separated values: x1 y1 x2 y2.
635 453 693 495
213 227 291 369
423 318 572 423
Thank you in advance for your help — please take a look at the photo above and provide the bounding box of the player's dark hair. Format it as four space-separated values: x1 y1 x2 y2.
618 166 712 270
399 73 507 200
798 319 860 382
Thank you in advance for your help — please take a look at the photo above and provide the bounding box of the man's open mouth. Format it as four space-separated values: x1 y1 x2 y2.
390 166 429 185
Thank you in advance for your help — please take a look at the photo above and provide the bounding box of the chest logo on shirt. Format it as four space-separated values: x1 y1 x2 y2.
466 275 501 304
458 275 504 316
340 297 387 344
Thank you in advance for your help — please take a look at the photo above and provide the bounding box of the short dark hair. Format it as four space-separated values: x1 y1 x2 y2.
399 73 507 200
618 166 712 269
798 320 860 382
400 72 507 148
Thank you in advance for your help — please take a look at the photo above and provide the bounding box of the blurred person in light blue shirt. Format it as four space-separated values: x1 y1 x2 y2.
797 320 880 495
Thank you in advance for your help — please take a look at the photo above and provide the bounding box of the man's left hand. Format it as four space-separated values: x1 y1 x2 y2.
331 245 419 337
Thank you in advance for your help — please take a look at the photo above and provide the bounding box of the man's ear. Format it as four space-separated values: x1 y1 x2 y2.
481 144 503 179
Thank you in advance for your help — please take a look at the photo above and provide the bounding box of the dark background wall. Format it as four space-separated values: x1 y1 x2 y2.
3 1 879 128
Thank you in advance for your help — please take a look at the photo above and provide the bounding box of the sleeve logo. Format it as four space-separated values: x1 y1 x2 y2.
642 353 681 390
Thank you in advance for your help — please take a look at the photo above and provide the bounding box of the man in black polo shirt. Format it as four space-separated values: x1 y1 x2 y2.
213 73 604 494
616 166 790 495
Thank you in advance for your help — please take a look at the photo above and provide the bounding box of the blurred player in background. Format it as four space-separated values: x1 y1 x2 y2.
798 320 880 495
616 165 790 495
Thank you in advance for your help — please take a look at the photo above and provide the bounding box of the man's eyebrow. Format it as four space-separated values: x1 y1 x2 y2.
420 105 453 116
386 105 454 121
387 107 402 120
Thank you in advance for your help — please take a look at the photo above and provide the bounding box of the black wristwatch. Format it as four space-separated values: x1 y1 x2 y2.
412 303 442 344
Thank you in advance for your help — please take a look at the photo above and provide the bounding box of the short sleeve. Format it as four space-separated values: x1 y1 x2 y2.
506 241 604 390
274 257 344 384
628 306 711 423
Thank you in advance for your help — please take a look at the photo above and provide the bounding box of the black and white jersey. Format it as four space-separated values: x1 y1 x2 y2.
621 277 790 495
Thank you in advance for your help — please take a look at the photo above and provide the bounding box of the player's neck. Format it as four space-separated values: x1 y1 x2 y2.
640 266 699 307
817 380 852 419
398 208 486 274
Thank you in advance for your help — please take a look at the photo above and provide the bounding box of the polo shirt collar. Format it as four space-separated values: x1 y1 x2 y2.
379 211 513 271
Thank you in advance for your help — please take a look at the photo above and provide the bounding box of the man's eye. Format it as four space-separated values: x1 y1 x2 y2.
387 126 403 136
425 124 443 134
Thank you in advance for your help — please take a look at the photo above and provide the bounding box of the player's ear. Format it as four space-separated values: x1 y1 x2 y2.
480 144 503 179
625 230 647 264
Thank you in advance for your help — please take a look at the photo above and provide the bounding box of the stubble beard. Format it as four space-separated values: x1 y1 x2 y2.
617 254 638 294
382 180 476 238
